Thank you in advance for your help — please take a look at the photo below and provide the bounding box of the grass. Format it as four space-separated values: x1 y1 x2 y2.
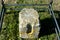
0 0 60 40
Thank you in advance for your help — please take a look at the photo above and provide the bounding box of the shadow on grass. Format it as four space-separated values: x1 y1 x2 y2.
38 18 55 38
38 11 60 38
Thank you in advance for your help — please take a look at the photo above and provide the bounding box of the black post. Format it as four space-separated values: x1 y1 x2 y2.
49 0 60 40
50 0 53 5
0 0 5 32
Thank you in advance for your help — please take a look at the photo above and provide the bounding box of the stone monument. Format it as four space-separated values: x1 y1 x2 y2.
19 8 40 39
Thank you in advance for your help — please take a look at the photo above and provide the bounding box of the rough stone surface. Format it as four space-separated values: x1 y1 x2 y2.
19 8 40 38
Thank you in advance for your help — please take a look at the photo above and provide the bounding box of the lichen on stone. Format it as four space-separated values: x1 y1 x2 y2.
19 8 40 38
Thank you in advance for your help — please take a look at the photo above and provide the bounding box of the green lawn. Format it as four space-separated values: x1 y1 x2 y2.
0 0 60 40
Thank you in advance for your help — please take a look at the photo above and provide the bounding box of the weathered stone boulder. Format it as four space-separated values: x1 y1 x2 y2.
19 8 40 38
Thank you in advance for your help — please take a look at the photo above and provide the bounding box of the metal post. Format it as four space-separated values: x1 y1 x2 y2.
0 0 5 32
50 0 53 5
48 0 60 39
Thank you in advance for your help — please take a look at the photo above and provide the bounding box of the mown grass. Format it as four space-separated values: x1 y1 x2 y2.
0 0 60 40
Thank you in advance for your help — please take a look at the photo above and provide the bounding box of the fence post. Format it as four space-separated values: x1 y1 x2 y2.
0 0 5 32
